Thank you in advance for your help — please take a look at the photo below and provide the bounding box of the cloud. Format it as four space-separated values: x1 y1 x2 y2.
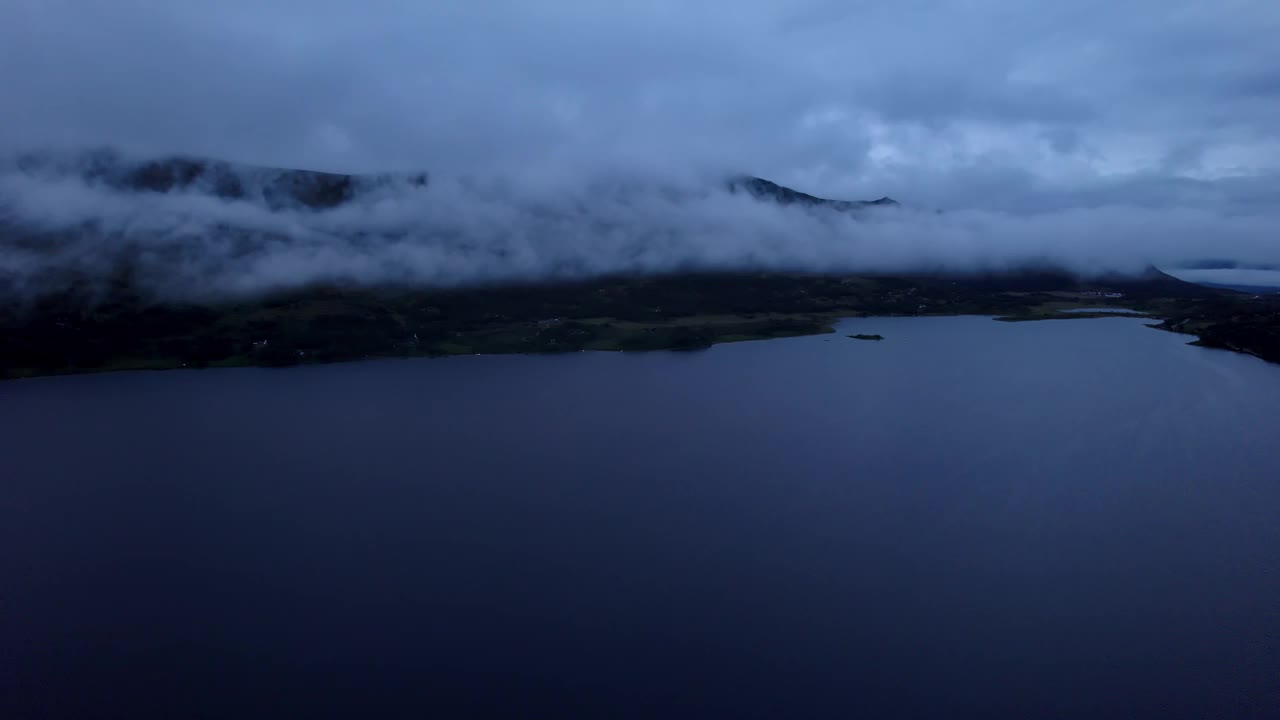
1167 268 1280 289
1 1 1278 299
3 154 1279 301
3 1 1279 197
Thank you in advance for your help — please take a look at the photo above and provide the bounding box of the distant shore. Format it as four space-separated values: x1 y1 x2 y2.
4 272 1277 380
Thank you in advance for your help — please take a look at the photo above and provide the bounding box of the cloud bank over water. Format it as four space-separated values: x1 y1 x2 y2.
2 152 1278 300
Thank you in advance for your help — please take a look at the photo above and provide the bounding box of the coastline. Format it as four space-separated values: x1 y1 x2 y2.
5 271 1276 381
4 306 1269 383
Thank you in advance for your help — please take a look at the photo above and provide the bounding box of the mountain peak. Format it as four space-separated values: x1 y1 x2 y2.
728 176 898 211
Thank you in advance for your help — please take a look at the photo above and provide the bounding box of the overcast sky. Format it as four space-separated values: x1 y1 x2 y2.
4 0 1280 211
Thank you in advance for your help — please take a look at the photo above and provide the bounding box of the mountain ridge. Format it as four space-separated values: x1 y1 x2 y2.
728 175 898 211
8 149 897 213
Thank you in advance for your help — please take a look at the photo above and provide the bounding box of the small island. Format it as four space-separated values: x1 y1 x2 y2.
849 334 885 341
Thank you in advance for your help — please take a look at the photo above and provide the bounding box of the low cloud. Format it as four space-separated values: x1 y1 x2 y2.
2 152 1279 302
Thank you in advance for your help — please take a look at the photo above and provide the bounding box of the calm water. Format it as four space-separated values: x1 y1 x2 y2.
4 316 1280 719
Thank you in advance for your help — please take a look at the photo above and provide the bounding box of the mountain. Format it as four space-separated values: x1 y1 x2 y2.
728 175 898 211
10 149 429 211
8 149 897 213
3 150 1276 378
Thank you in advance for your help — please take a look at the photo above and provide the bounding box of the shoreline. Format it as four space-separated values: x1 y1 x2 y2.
6 271 1276 381
5 308 1266 383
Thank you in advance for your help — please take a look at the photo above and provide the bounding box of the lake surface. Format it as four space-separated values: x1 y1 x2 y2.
4 316 1280 719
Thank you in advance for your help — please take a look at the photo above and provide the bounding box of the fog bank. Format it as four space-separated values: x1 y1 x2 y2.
2 152 1278 301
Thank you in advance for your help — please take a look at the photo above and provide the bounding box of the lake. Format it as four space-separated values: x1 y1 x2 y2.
4 316 1279 719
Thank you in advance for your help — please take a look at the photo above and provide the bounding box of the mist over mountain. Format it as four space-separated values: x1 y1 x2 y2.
1 149 1278 302
10 149 431 211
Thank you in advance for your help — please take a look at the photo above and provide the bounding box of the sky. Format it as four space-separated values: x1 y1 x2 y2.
5 0 1280 207
2 0 1279 295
